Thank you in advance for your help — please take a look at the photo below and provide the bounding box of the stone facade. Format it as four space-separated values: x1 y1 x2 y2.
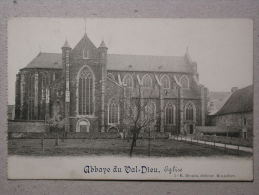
14 33 208 135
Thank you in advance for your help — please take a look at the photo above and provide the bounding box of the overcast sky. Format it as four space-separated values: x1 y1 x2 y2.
8 18 253 105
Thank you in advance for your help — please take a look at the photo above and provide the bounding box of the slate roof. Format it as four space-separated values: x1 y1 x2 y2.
23 52 193 73
216 85 253 115
208 91 231 115
23 52 62 69
107 54 193 73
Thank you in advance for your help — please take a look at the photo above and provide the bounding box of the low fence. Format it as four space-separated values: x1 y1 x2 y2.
9 131 170 140
8 132 122 139
193 134 252 147
171 135 252 154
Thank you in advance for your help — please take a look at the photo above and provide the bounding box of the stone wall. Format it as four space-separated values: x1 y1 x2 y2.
8 120 49 133
211 112 253 139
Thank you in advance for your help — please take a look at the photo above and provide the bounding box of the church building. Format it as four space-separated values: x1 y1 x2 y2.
14 33 208 135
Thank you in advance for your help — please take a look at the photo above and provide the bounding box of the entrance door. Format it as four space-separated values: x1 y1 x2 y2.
189 125 194 134
76 119 90 132
80 125 88 132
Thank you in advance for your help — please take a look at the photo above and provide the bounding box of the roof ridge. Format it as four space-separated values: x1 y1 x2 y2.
38 52 61 54
108 53 185 58
215 85 253 115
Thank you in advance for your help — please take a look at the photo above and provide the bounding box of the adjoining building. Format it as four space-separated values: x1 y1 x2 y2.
14 33 208 134
205 85 253 139
207 91 231 116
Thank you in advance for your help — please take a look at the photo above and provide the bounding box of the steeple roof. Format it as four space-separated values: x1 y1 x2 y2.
62 40 70 48
99 40 107 48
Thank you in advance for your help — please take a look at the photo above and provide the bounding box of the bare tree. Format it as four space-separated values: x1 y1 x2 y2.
121 86 158 157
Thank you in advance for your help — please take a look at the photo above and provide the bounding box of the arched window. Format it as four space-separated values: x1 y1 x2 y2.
144 102 156 121
78 66 94 115
142 74 152 88
28 74 35 120
38 73 47 120
108 99 119 124
161 75 170 89
123 74 134 88
107 73 115 80
180 75 189 89
41 73 47 100
165 103 175 124
185 102 195 121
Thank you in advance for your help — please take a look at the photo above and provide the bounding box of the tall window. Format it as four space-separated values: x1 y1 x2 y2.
165 103 175 124
185 102 195 121
180 75 189 89
161 75 170 89
142 74 152 88
144 102 156 121
41 74 47 100
107 73 115 81
28 74 35 120
108 99 119 124
78 67 94 115
123 74 133 88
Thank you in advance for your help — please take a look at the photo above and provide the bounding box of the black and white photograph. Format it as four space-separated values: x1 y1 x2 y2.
7 18 253 180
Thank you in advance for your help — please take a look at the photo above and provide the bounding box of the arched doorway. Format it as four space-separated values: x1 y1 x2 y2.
76 119 90 132
107 126 119 133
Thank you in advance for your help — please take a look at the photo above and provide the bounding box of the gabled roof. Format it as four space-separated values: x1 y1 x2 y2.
71 33 98 58
22 52 195 73
107 54 194 73
208 91 232 115
216 85 253 115
23 52 62 69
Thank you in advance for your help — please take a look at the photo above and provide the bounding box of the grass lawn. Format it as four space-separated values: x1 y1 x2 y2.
8 138 251 157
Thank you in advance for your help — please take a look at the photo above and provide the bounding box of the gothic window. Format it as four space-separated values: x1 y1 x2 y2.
107 73 115 81
243 118 247 126
165 103 175 124
28 74 35 120
144 102 156 121
78 66 94 115
142 74 152 88
185 102 195 121
161 75 170 89
123 74 134 88
180 75 189 89
41 74 47 100
108 99 119 124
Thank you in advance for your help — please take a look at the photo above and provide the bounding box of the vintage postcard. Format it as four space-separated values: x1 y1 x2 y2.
7 18 253 180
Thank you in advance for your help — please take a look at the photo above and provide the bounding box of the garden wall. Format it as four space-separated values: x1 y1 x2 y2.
8 120 49 133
